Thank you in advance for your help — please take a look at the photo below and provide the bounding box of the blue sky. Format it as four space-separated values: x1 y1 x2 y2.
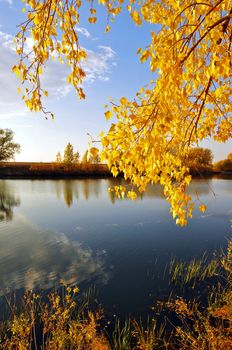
0 0 230 162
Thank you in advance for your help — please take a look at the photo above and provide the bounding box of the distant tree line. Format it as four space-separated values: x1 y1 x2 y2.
214 153 232 173
0 128 230 174
55 143 100 165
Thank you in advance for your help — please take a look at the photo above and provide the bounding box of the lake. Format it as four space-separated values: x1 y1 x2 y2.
0 177 231 320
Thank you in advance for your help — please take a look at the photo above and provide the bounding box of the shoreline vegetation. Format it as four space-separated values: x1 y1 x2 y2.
0 162 111 179
0 162 231 179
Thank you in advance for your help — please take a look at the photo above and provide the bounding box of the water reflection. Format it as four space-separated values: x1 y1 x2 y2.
52 178 213 208
0 181 20 221
0 178 217 217
53 179 103 206
0 177 231 319
54 180 79 207
0 216 109 294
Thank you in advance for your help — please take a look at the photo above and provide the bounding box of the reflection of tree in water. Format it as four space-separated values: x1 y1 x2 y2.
82 179 102 201
91 180 102 198
187 179 212 197
54 179 103 207
53 178 212 208
0 181 20 221
54 180 79 207
54 180 62 200
63 180 77 207
83 180 90 201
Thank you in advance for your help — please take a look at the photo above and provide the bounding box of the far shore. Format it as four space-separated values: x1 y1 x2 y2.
0 162 230 180
0 162 112 179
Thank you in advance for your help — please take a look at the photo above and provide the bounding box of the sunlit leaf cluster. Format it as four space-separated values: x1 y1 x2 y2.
13 0 92 116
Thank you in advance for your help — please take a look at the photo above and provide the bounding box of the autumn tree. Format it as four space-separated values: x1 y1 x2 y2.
187 148 213 170
86 153 100 164
214 152 232 172
73 151 80 163
88 149 101 164
81 150 89 165
81 147 100 164
58 144 79 164
0 129 21 162
63 143 74 165
92 154 101 164
55 152 62 163
13 1 232 225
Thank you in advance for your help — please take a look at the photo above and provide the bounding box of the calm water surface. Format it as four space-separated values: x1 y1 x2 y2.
0 178 231 319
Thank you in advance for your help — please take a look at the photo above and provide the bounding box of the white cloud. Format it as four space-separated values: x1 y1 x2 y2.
75 26 91 38
0 30 117 119
83 45 116 83
98 45 115 59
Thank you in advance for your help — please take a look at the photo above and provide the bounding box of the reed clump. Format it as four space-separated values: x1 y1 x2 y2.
166 240 232 350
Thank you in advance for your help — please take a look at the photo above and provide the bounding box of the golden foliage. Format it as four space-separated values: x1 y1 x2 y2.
100 0 232 225
0 287 110 350
15 1 232 224
214 153 232 172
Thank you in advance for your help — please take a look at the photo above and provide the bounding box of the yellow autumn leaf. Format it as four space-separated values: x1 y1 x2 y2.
105 25 110 33
12 65 21 77
130 10 142 26
105 110 113 121
127 191 137 200
88 17 97 24
120 97 127 105
89 147 99 158
199 205 207 213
